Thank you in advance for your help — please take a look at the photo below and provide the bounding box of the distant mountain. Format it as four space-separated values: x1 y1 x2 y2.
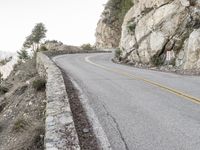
0 51 15 60
0 51 18 79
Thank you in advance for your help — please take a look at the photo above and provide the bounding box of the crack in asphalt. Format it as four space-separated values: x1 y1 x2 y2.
102 104 129 150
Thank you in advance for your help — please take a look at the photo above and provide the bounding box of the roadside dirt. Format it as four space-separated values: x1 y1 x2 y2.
0 58 46 150
61 70 100 150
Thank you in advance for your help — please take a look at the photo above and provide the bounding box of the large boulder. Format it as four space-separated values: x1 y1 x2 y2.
119 0 200 69
183 29 200 69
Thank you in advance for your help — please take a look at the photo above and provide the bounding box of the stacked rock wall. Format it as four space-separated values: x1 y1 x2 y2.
36 52 80 150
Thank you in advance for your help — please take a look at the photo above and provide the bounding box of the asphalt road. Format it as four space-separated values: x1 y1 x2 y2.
55 52 200 150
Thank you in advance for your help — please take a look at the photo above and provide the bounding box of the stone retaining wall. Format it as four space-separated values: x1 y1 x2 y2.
36 52 80 150
43 49 111 58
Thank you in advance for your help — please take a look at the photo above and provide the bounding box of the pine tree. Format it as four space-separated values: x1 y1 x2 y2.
17 48 29 61
23 23 47 52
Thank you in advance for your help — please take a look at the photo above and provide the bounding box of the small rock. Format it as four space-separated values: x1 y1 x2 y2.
180 0 190 7
83 128 89 133
28 101 33 106
26 80 30 85
168 65 173 68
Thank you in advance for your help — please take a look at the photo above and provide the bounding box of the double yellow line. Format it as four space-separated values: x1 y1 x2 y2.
85 55 200 105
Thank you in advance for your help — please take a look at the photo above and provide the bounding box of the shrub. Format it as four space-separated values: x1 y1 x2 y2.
12 118 28 132
0 86 9 95
45 40 63 45
32 78 46 91
17 48 30 61
127 21 136 35
81 43 93 50
150 53 165 66
0 59 7 66
171 58 176 66
0 102 7 113
115 48 122 59
0 57 12 66
105 0 133 23
38 45 48 52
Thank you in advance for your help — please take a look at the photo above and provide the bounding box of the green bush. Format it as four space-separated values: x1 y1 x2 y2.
115 48 122 59
81 43 93 50
0 86 9 95
127 21 136 35
0 102 7 113
32 78 46 91
150 54 164 66
38 45 48 52
17 48 30 61
0 57 12 66
171 58 176 66
106 0 133 23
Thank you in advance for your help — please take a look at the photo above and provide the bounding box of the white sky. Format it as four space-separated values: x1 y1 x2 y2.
0 0 107 52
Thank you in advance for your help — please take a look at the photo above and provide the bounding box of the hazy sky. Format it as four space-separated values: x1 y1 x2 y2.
0 0 107 52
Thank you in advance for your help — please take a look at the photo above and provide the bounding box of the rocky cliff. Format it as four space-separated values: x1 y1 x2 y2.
120 0 200 70
95 0 133 48
97 0 200 71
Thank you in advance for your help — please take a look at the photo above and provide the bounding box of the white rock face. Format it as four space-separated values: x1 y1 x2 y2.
120 0 200 69
0 56 18 79
184 29 200 69
150 32 166 55
180 0 190 6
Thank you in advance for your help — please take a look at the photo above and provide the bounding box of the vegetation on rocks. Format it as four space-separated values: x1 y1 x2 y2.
150 53 165 67
127 20 136 35
115 48 122 59
12 118 29 132
105 0 133 24
38 45 48 52
0 86 9 95
95 0 133 48
32 78 46 91
0 73 8 95
0 57 12 66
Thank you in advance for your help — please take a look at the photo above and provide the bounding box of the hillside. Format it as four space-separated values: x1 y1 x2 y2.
0 58 46 150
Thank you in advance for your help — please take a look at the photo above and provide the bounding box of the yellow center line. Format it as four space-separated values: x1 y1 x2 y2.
85 55 200 105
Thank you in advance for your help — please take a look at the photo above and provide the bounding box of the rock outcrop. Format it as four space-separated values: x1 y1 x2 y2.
95 0 133 49
44 41 81 51
119 0 200 70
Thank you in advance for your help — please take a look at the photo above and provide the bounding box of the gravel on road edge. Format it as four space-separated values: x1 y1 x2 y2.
61 69 100 150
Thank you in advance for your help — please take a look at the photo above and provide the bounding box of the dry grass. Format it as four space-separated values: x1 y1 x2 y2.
12 118 29 132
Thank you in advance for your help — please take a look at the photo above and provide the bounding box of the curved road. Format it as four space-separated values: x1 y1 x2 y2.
55 52 200 150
